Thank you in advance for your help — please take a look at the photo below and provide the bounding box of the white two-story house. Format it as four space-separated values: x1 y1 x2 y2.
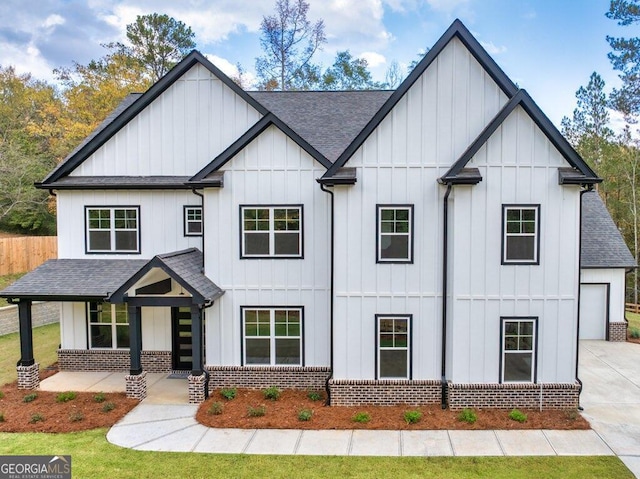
2 19 634 409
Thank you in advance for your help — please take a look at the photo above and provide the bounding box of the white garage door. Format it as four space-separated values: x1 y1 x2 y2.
579 283 608 340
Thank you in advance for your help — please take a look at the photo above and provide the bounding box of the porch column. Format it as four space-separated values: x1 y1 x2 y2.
16 299 39 389
188 304 206 403
128 304 142 375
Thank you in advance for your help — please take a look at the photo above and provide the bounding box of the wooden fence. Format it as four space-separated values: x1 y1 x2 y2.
0 236 57 275
625 303 640 314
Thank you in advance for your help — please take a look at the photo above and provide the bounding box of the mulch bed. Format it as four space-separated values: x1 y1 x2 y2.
196 389 590 431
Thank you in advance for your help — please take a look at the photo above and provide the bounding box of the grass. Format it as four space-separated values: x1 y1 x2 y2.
0 322 60 386
0 430 633 479
0 273 25 308
627 311 640 332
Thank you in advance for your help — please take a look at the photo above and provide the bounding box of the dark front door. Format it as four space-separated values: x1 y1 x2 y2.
172 307 192 370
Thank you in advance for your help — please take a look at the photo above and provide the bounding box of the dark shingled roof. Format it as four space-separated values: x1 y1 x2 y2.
582 191 636 269
0 258 147 300
248 91 392 162
40 176 192 190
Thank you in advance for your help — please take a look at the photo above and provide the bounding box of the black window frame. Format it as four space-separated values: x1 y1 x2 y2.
501 204 540 265
375 314 412 379
499 317 538 384
376 204 414 264
86 301 130 350
85 205 141 254
183 205 203 237
239 204 304 259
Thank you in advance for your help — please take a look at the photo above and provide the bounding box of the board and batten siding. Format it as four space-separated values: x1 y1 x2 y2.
56 190 203 259
70 63 262 176
448 105 581 384
331 37 509 381
203 125 331 367
582 268 626 323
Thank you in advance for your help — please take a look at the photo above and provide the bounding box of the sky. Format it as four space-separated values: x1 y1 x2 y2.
0 0 637 128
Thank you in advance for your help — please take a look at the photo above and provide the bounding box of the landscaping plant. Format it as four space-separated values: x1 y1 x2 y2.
207 402 224 415
403 410 422 424
307 391 323 401
69 412 84 422
263 386 281 401
509 409 527 423
220 388 237 400
352 412 371 423
93 392 106 403
297 409 313 421
22 393 37 403
29 413 44 424
458 408 477 424
247 405 266 417
102 402 116 413
56 391 77 403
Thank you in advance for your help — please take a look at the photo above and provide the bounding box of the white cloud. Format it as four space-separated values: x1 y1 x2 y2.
480 41 507 55
204 53 256 88
359 51 386 68
42 14 65 29
0 40 55 81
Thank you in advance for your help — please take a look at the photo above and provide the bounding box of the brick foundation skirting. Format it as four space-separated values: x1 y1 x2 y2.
125 371 147 400
328 379 442 406
58 349 171 372
205 366 331 393
188 374 207 404
16 363 39 390
447 382 580 410
609 321 627 342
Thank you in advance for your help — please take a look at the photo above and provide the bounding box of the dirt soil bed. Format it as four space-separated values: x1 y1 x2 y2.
0 370 138 433
196 389 590 430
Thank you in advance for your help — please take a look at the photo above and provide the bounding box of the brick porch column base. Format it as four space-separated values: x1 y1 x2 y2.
608 321 627 342
125 371 147 400
188 373 206 404
16 363 39 390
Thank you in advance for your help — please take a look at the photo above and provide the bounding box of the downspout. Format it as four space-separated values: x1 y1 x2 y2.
319 183 335 405
441 183 453 409
192 188 207 398
191 188 205 269
575 186 592 410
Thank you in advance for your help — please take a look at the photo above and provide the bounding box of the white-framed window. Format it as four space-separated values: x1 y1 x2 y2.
242 307 302 365
87 302 129 349
501 318 537 383
502 205 539 264
86 206 140 253
377 205 413 263
240 205 302 258
376 315 411 379
184 206 203 236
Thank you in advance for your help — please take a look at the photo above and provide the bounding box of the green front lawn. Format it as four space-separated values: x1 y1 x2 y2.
0 322 59 386
0 273 25 308
627 311 640 334
0 430 632 479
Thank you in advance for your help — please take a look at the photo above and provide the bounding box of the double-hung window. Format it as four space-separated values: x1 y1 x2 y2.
242 307 303 365
501 318 537 383
87 302 129 349
502 205 539 264
241 206 302 258
184 206 203 236
86 206 140 253
376 315 411 379
377 205 413 263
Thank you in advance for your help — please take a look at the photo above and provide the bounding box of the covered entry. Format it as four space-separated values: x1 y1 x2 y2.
580 283 609 340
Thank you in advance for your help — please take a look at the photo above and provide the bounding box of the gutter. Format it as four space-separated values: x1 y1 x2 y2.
318 182 335 405
441 183 453 409
191 188 205 269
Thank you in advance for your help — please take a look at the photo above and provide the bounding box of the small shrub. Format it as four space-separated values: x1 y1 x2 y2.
102 402 116 413
29 413 44 424
0 412 4 422
403 410 422 424
298 409 313 421
458 408 477 424
307 391 323 402
56 391 77 403
509 409 527 423
0 391 4 399
207 402 224 415
220 388 237 401
630 327 640 339
352 412 371 423
564 409 579 421
247 405 266 417
22 393 37 403
69 412 84 422
263 386 281 401
93 392 106 403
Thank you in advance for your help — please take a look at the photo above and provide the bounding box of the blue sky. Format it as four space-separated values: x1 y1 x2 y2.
0 0 636 127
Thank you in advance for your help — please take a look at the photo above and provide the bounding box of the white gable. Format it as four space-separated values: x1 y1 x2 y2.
71 63 263 177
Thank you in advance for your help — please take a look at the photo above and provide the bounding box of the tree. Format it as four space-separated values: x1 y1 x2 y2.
321 51 381 90
255 0 326 90
125 13 196 81
407 49 429 73
606 0 640 119
384 60 404 89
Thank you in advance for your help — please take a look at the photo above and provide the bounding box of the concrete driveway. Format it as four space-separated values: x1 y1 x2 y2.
580 340 640 476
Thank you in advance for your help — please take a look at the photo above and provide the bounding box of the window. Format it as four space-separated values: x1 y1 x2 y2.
376 315 411 379
501 318 537 383
184 206 203 236
241 206 302 258
377 205 413 263
502 205 539 264
242 307 302 365
87 302 129 349
86 207 140 253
